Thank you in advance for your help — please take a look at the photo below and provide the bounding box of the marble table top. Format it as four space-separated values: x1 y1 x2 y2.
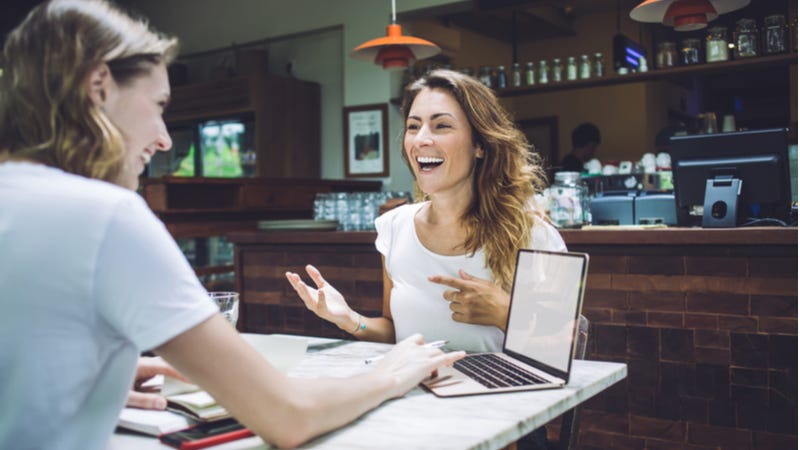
109 339 627 450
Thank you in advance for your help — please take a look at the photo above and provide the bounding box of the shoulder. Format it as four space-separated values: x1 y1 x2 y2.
376 201 423 227
530 213 567 252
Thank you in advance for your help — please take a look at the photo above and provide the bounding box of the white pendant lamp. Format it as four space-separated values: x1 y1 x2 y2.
630 0 750 32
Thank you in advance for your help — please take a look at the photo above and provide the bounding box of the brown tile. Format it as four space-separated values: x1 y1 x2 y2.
709 398 737 427
586 272 612 289
649 312 685 328
629 256 685 275
752 431 800 450
644 438 694 450
693 347 731 365
661 328 695 362
629 415 686 441
748 256 798 277
627 359 659 388
613 274 685 292
768 334 797 370
687 293 749 315
584 288 629 309
719 315 758 332
685 313 719 330
579 410 630 434
744 277 797 297
758 317 798 334
629 291 686 312
688 423 753 449
750 295 798 317
766 390 797 435
661 362 696 396
695 364 730 400
622 311 647 324
594 324 627 356
588 254 628 274
694 330 730 348
731 333 770 369
686 256 747 276
582 307 612 324
629 326 659 360
580 430 646 450
731 368 769 387
684 275 748 295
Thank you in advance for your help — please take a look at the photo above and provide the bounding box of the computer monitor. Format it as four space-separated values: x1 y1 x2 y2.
669 128 792 228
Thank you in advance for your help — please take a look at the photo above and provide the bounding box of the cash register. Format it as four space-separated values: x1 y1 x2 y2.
586 172 676 226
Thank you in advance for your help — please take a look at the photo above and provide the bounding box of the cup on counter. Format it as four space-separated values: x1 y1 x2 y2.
722 114 736 132
208 291 239 326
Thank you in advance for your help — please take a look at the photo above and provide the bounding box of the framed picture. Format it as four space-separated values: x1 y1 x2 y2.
343 103 389 177
517 116 559 181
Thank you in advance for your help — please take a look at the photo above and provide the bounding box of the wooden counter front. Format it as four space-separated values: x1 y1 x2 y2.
229 226 797 449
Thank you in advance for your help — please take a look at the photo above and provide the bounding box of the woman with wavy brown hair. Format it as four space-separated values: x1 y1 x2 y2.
288 69 565 354
0 2 463 449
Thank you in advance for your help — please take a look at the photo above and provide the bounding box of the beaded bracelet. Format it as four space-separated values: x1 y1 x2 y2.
351 312 366 334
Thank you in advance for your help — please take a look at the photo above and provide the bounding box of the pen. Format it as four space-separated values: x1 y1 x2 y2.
364 340 449 365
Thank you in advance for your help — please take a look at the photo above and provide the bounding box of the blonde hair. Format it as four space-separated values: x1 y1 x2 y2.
401 69 548 290
0 0 178 184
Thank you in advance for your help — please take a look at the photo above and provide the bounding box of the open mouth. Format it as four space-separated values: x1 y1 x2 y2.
416 156 444 172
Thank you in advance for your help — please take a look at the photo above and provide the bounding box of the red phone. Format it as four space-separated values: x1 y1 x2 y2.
158 418 254 450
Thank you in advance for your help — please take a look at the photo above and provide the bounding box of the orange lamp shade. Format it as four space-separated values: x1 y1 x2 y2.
630 0 750 31
351 24 440 69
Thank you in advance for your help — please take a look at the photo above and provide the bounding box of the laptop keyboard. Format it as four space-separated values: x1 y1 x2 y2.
454 353 549 389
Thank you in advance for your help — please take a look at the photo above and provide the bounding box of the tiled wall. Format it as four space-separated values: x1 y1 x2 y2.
562 243 798 450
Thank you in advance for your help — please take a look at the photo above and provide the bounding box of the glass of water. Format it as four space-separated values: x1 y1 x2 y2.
208 291 239 326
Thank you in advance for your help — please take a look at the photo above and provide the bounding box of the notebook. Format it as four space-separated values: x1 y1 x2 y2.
422 249 589 397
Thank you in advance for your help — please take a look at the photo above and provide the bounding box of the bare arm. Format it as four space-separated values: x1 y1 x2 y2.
154 314 461 448
286 263 395 343
428 269 511 332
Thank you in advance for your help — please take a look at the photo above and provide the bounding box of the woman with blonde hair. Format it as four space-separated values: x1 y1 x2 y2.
0 2 462 449
287 69 566 353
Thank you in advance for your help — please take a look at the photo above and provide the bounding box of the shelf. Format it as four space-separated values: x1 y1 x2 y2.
194 265 235 276
497 53 797 97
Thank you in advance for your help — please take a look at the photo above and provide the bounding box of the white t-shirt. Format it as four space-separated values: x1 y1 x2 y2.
375 201 567 353
0 162 217 450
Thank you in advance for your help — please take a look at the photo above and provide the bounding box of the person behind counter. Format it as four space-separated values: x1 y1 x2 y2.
0 2 464 448
560 122 601 173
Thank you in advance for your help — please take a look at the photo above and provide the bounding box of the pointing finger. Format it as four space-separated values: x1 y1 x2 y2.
305 264 328 289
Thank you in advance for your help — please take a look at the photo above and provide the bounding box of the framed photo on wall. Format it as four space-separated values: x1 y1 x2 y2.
343 103 389 177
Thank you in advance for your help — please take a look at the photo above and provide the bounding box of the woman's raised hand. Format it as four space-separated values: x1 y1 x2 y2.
285 264 355 330
374 334 465 398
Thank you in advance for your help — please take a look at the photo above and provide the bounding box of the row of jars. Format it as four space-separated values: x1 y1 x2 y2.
313 191 411 231
474 53 606 89
656 14 793 69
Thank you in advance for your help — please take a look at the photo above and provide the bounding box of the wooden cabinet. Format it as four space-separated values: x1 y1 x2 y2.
163 73 321 178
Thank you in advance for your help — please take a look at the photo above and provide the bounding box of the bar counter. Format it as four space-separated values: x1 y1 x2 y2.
229 226 797 449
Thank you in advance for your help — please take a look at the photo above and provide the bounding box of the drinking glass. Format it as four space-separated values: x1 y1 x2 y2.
208 291 239 326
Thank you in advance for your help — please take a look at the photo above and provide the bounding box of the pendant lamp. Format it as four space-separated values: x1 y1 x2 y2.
630 0 750 32
351 0 441 70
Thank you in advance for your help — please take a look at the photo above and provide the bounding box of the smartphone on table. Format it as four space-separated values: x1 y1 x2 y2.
158 418 253 450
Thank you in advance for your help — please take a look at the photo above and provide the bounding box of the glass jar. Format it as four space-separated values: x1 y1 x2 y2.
656 42 678 68
548 172 590 228
763 14 788 54
478 65 493 88
566 56 577 80
733 18 759 59
680 38 701 65
579 54 591 79
496 65 508 89
511 62 522 87
593 52 605 77
706 26 729 62
538 60 549 84
552 58 563 82
524 62 535 86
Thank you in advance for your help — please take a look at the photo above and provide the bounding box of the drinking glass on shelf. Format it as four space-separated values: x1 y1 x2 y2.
208 291 239 326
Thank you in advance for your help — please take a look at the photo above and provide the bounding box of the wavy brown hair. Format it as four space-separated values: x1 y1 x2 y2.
401 69 548 290
0 0 178 185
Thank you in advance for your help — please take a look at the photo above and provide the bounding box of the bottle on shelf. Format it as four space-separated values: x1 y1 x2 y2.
524 62 535 86
496 65 508 89
706 26 730 62
763 14 788 55
511 62 522 87
680 38 701 65
566 56 577 80
552 58 563 82
578 54 591 79
656 42 678 68
593 52 605 77
733 18 759 59
538 60 549 84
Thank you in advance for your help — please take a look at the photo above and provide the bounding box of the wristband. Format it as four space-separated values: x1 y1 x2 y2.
350 312 366 334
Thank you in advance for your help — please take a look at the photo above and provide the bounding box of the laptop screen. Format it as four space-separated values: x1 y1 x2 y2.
504 250 587 373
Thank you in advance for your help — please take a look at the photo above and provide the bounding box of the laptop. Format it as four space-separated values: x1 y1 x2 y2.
422 249 589 397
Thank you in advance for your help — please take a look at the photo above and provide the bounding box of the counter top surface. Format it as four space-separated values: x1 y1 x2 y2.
227 227 797 246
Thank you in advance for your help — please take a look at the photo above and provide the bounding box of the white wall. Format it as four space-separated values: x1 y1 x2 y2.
122 0 465 191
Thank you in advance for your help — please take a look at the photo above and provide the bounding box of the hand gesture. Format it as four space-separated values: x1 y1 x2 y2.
429 270 511 331
374 334 465 398
285 264 354 330
127 356 189 410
